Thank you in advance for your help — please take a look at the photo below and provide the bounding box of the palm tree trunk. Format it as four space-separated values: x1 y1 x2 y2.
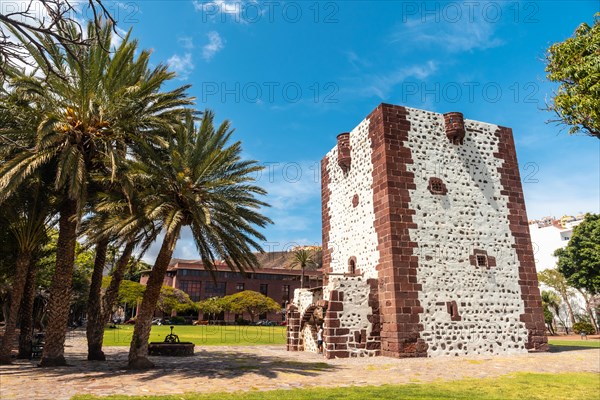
86 241 135 361
17 262 38 359
102 241 135 324
128 226 180 369
86 239 109 361
0 252 32 364
301 265 305 289
40 199 79 367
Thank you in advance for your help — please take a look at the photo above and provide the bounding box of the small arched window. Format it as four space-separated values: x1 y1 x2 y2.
348 257 356 275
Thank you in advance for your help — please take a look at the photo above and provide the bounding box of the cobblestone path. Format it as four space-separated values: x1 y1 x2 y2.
0 330 598 399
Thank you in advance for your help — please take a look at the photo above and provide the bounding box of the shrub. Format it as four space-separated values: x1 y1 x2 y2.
573 321 595 335
169 316 186 325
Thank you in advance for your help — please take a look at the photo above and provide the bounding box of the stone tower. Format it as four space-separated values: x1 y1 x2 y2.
286 103 548 358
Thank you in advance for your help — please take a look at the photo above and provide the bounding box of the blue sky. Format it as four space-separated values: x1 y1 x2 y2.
106 1 600 260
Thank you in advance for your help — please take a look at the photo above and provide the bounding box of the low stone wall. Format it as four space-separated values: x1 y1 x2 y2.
324 276 380 359
148 342 195 357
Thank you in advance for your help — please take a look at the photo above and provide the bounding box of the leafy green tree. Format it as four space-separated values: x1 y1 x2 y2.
197 297 226 322
545 13 600 139
555 214 600 295
126 111 271 369
223 290 280 323
289 248 319 289
538 269 577 328
157 286 195 316
572 321 595 335
0 21 192 366
102 277 145 308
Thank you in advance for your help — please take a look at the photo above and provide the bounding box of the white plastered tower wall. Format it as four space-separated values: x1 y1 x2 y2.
288 103 548 358
324 118 380 282
402 107 528 356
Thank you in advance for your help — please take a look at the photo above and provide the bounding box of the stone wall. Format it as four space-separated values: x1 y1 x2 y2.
323 118 380 280
314 103 547 358
288 289 324 353
397 106 532 356
323 277 380 358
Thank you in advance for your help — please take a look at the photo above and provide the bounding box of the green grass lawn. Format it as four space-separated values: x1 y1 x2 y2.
548 338 600 348
72 373 600 400
103 325 287 346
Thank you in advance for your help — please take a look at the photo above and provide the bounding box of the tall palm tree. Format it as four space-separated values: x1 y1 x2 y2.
0 181 52 364
125 111 271 369
0 21 192 366
289 248 318 289
0 83 53 364
83 188 158 361
17 258 39 359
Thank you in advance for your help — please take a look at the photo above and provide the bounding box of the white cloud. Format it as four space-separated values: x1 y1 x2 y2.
344 60 438 99
110 26 128 50
167 53 195 80
202 31 225 61
391 13 504 53
178 36 194 49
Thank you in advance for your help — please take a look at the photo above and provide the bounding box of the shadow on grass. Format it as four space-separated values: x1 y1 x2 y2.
0 347 336 382
547 344 599 353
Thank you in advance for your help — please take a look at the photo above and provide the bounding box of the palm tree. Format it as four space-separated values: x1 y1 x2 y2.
541 290 560 335
0 21 192 366
0 181 51 364
83 189 158 361
0 85 53 364
17 257 40 359
289 248 318 289
126 111 271 369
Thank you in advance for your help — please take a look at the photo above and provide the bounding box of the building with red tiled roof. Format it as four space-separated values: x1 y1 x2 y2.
141 251 323 323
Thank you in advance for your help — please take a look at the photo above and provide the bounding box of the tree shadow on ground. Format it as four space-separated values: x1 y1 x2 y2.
547 344 599 353
0 347 337 382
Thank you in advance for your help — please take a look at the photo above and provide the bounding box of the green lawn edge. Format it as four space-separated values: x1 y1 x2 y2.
71 372 600 400
103 325 287 347
548 339 600 348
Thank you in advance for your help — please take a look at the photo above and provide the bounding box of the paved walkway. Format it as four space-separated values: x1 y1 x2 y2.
0 330 598 399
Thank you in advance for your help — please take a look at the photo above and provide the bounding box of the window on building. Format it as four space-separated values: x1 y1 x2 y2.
259 284 268 296
428 177 447 195
476 254 488 268
178 280 201 302
349 259 356 274
236 283 245 292
204 282 226 299
282 285 290 300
